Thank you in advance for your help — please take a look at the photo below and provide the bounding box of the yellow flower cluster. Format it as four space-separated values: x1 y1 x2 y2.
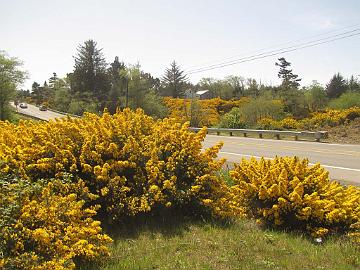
0 179 112 270
302 106 360 129
0 109 242 219
257 107 360 130
230 157 360 239
163 97 249 127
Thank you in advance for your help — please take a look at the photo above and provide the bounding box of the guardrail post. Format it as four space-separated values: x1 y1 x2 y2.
315 132 322 142
189 127 327 143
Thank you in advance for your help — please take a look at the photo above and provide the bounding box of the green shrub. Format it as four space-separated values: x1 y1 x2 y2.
328 92 360 109
218 107 247 128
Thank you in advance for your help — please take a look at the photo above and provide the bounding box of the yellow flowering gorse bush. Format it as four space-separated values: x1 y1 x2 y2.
0 109 242 219
302 106 360 129
257 107 360 130
0 178 112 270
230 157 360 239
163 97 249 127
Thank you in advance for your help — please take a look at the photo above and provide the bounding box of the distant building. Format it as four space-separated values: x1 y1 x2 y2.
184 89 215 100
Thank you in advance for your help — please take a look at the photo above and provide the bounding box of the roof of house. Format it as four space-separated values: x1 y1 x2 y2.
196 90 210 95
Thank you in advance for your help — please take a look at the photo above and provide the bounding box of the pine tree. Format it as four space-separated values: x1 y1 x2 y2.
31 81 43 105
275 57 301 90
347 75 360 93
48 72 58 87
162 61 188 98
107 56 126 113
69 39 111 107
326 73 347 98
275 58 306 117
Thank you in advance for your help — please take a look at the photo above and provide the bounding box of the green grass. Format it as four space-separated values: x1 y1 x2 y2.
8 111 42 123
92 214 359 270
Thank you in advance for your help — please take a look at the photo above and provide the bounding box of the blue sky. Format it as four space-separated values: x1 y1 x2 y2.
1 0 360 89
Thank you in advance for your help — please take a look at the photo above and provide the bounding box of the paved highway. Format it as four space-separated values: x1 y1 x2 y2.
11 103 68 121
10 103 360 184
203 135 360 185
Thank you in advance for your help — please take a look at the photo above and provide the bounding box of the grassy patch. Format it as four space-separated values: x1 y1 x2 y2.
95 215 359 270
10 112 42 123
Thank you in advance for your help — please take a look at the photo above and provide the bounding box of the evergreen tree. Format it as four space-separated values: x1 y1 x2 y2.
161 61 188 98
69 39 111 109
107 56 126 113
276 57 301 90
48 72 58 87
31 81 43 105
347 75 360 92
275 58 306 117
326 73 347 98
31 81 53 106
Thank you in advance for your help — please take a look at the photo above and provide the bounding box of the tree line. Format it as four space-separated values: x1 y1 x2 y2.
1 39 360 121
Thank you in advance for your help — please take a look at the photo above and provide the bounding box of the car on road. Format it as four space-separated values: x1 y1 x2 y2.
39 105 47 111
19 103 28 109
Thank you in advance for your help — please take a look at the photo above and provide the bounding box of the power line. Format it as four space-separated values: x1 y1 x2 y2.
186 28 360 73
185 30 360 75
184 23 360 71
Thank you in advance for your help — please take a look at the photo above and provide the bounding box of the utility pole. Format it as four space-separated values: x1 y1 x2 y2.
125 71 132 108
126 76 129 107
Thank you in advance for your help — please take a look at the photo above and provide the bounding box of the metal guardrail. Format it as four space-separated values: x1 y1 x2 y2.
30 104 81 118
189 127 328 142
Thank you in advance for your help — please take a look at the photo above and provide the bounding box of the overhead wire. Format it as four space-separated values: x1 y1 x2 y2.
184 23 360 71
185 28 360 75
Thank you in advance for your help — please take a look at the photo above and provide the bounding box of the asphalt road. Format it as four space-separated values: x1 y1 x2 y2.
203 135 360 185
11 103 67 121
10 103 360 184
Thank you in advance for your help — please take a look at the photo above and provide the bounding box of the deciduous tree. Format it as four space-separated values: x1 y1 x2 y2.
0 51 26 120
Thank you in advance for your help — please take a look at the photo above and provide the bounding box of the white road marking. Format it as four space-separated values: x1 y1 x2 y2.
206 134 360 147
219 151 360 172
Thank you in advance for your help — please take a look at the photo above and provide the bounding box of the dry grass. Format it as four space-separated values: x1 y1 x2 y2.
323 118 360 145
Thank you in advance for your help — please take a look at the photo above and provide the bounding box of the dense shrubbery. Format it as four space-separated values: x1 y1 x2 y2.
0 177 112 269
303 106 360 128
1 109 359 269
163 97 249 127
218 98 287 129
218 107 248 129
328 92 360 110
0 109 243 219
0 109 247 268
230 157 360 241
233 97 285 125
247 107 360 130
